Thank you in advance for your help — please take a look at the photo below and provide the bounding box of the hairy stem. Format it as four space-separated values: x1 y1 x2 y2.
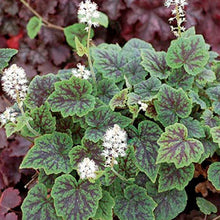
111 167 129 182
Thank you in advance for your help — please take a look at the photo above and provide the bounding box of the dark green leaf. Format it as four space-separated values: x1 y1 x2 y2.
27 16 42 39
20 132 73 174
196 197 217 215
109 89 128 111
208 162 220 190
0 48 17 70
51 174 102 220
38 169 59 189
157 123 204 168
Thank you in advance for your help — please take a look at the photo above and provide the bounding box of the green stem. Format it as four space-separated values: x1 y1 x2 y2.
111 167 129 182
175 4 182 37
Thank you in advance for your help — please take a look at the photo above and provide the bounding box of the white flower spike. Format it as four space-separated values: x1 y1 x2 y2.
72 63 91 79
0 107 17 126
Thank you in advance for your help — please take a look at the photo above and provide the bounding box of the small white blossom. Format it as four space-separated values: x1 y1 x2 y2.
72 63 91 79
138 101 148 112
101 124 127 167
78 0 100 30
0 107 17 126
1 64 28 105
77 158 98 179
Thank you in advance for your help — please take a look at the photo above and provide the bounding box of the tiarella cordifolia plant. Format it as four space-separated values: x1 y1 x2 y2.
1 0 220 219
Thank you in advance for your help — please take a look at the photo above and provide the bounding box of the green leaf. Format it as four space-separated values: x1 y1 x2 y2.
93 190 115 220
155 85 192 127
114 185 157 220
196 197 217 215
0 48 17 70
166 35 209 75
27 16 42 39
109 89 128 111
211 126 220 147
180 117 205 138
201 109 220 128
21 183 60 220
85 106 132 142
92 45 126 82
188 90 207 110
93 12 109 28
129 121 162 182
208 162 220 190
38 169 59 189
75 36 87 57
22 102 56 137
20 132 73 175
25 74 59 108
181 27 196 38
97 79 120 104
134 77 161 101
64 23 93 49
167 67 194 90
48 76 95 117
157 123 204 168
206 86 220 115
196 69 216 87
51 174 102 220
158 163 194 192
141 49 170 79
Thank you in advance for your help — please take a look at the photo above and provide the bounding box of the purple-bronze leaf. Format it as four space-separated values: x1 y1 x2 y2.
157 123 204 168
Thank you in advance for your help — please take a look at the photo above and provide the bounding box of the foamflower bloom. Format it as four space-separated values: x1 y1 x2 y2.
0 107 17 126
72 63 91 79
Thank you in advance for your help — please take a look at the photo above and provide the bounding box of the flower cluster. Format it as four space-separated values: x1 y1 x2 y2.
138 101 148 112
164 0 188 37
77 157 98 179
78 0 100 30
101 124 127 167
72 63 91 80
1 64 28 106
0 107 17 126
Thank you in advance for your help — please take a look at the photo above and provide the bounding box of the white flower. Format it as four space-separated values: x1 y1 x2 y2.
72 63 91 79
78 0 100 30
77 158 98 179
138 101 148 112
1 64 28 105
0 107 17 126
101 124 127 167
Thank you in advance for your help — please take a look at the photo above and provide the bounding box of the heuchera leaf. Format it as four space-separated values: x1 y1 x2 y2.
129 120 162 182
21 183 60 220
0 48 17 70
157 123 204 168
93 190 115 220
206 86 220 115
196 69 216 87
38 169 59 189
20 132 73 175
208 162 220 190
155 85 192 127
114 185 157 220
158 163 194 192
210 126 220 147
25 74 59 108
48 76 95 117
85 106 132 142
167 68 194 90
134 77 161 101
196 197 217 215
97 79 120 104
166 35 209 75
27 16 42 39
141 49 170 79
109 89 128 111
92 45 126 82
188 90 207 110
201 109 220 128
51 174 102 220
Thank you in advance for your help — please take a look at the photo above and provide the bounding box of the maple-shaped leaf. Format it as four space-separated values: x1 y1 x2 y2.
141 49 170 79
93 190 115 220
208 162 220 190
114 185 157 220
166 35 209 75
22 102 56 137
92 44 126 83
85 106 132 142
0 48 17 70
157 123 204 168
51 174 102 220
97 79 120 104
69 139 105 168
109 89 128 111
180 117 205 139
201 109 220 128
48 76 95 117
21 184 60 220
25 74 59 108
188 90 207 110
196 197 217 215
20 132 73 175
167 68 194 90
210 126 220 147
158 163 194 192
155 85 192 127
134 77 161 101
206 86 220 115
129 120 162 182
0 188 21 215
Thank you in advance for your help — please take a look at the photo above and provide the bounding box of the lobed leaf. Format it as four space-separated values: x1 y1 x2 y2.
208 162 220 190
0 48 17 70
201 109 220 128
206 86 220 115
109 89 128 111
196 197 217 215
188 90 207 110
27 16 42 39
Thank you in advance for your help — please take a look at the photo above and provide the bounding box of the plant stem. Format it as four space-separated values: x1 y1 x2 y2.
111 167 129 182
19 0 64 31
213 216 220 220
175 4 182 37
